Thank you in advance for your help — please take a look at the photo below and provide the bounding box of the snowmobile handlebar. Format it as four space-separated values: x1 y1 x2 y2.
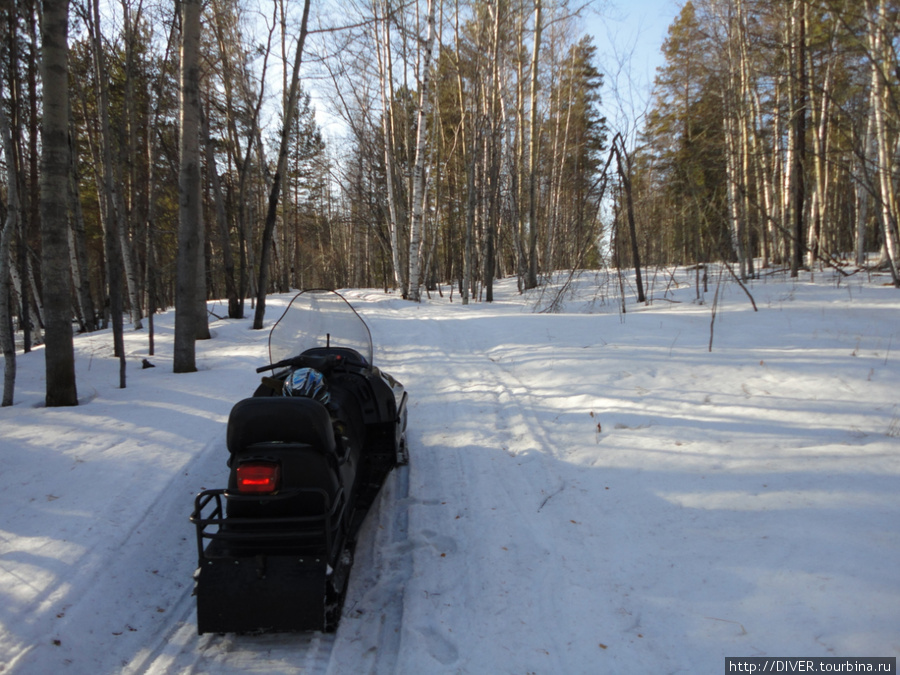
256 353 339 374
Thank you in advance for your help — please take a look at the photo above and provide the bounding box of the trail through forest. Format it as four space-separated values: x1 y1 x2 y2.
1 270 898 673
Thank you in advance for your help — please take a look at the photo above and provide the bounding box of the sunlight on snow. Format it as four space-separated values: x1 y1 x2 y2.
658 489 898 511
0 535 81 608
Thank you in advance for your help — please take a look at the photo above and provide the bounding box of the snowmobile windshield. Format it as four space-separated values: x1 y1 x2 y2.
267 290 374 368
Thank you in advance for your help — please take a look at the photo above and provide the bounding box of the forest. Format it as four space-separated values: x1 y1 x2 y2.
0 0 898 406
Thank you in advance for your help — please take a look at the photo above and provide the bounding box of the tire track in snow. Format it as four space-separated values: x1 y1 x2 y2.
353 309 576 673
128 625 336 675
8 428 226 674
326 464 412 675
364 463 411 675
453 321 579 673
322 302 420 674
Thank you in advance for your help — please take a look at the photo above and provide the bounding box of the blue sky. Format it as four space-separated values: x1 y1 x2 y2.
584 0 682 130
589 0 680 78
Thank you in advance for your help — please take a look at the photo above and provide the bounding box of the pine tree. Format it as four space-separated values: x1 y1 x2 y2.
643 0 729 264
545 35 607 269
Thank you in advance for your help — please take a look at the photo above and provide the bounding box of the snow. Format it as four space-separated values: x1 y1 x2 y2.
1 268 898 674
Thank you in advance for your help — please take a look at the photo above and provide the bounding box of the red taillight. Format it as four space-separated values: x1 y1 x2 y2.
236 461 281 494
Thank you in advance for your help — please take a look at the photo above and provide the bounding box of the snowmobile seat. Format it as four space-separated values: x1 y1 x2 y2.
226 396 335 456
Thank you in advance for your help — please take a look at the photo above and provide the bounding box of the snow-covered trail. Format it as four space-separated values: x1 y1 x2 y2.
332 298 592 673
1 273 898 674
336 282 900 673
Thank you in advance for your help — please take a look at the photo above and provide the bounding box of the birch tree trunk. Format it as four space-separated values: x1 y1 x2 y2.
483 0 503 303
724 112 747 277
736 0 754 278
725 0 748 280
24 5 38 352
67 109 97 333
770 80 784 264
546 45 575 271
406 0 437 303
807 30 837 269
749 84 773 268
513 17 527 290
86 0 142 330
453 4 474 305
855 102 876 266
865 0 900 284
613 135 645 303
118 0 143 330
525 0 542 290
374 0 406 295
40 0 78 406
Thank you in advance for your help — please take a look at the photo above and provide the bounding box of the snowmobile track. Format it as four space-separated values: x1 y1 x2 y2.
325 462 412 675
357 312 583 672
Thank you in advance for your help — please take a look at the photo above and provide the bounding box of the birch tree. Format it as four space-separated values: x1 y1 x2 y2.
865 0 900 284
789 0 807 277
524 0 542 290
116 0 144 329
80 0 143 331
406 0 437 303
374 0 407 296
201 102 240 318
67 108 97 333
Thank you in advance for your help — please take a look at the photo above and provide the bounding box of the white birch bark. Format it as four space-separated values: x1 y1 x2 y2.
374 0 405 294
807 31 836 269
406 0 437 303
865 0 900 281
855 103 876 266
525 0 543 290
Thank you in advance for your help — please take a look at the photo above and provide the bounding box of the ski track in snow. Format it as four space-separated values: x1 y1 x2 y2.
1 272 899 674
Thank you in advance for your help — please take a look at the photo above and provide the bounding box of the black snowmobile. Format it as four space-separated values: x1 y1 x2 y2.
190 290 408 634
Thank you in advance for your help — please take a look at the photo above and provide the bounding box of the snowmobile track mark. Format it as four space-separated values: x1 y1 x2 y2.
453 320 580 673
368 463 412 675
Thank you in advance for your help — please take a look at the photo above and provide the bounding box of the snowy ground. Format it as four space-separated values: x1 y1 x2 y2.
1 268 898 674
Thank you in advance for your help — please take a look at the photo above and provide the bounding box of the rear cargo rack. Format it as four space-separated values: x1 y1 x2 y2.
190 487 350 634
190 488 343 561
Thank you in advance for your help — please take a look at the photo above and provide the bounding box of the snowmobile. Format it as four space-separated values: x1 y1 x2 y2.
190 290 408 634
